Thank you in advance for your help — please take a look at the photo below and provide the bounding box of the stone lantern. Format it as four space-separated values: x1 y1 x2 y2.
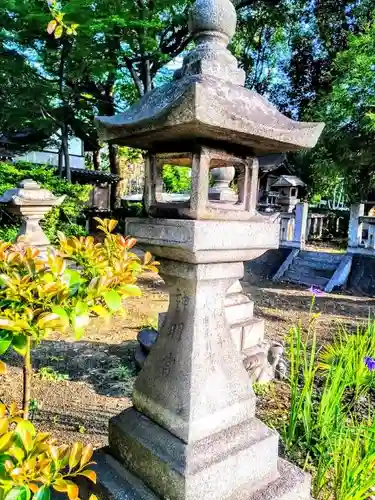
94 0 324 498
0 179 65 251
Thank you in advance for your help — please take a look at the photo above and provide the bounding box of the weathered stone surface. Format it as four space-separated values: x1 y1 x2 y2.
87 451 159 500
209 166 237 202
85 454 310 500
109 408 279 500
133 258 255 443
134 346 148 371
126 217 279 264
96 75 324 154
241 318 265 350
93 0 317 497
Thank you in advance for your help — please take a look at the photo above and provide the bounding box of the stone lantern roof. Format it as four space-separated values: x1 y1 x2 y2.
96 0 324 155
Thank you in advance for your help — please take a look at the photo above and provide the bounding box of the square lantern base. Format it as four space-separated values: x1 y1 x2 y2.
87 449 311 500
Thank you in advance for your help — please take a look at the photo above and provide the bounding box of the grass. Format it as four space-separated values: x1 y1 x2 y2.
278 298 375 499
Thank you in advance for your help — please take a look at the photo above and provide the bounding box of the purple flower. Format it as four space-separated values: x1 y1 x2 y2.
364 357 375 372
309 286 324 297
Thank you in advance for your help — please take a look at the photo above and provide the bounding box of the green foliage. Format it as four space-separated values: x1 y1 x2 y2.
319 323 375 400
0 403 97 500
291 20 375 202
0 227 18 245
0 162 90 241
38 367 69 382
282 300 375 499
162 165 191 193
0 0 192 172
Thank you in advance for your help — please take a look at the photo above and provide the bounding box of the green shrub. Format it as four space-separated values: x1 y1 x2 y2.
162 165 191 193
0 225 18 243
0 161 91 241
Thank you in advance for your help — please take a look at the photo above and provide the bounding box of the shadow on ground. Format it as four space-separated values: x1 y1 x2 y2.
3 337 139 398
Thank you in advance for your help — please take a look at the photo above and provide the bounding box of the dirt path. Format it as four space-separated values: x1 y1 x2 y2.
1 274 374 447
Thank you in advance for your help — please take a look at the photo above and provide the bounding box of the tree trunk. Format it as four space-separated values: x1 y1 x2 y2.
109 144 120 210
22 336 32 420
58 145 64 178
93 150 100 171
61 122 71 182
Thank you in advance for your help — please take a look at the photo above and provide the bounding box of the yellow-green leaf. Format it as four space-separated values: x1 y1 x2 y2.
37 313 62 330
52 479 68 493
80 443 93 467
0 431 13 452
46 20 57 34
0 404 6 418
121 284 142 298
0 319 19 333
51 306 69 328
54 25 63 39
66 481 79 500
15 420 36 452
7 445 25 462
69 442 83 470
0 418 8 435
11 335 28 356
33 485 51 500
0 360 7 375
4 486 31 500
91 305 110 319
79 469 96 483
102 290 122 311
144 251 152 265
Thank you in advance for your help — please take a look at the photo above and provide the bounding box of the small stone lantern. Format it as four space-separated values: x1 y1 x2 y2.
0 179 65 250
94 0 324 498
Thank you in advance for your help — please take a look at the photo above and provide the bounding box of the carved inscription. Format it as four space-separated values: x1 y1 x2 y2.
168 323 184 342
162 352 176 377
175 293 190 311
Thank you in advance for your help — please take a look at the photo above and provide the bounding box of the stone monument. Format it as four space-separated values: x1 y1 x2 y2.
0 179 65 251
93 0 324 498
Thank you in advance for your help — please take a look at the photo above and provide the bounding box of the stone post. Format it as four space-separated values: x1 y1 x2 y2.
348 203 364 250
293 202 308 249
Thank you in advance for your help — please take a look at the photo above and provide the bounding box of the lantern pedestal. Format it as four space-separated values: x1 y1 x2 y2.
88 218 310 500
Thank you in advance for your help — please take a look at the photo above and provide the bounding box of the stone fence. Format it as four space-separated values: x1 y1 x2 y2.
279 203 349 250
348 203 375 255
279 203 309 249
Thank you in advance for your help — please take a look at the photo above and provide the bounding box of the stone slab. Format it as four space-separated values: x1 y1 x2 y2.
85 451 159 500
109 408 279 500
86 454 310 500
230 326 244 352
225 292 254 325
242 318 265 350
126 218 279 264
